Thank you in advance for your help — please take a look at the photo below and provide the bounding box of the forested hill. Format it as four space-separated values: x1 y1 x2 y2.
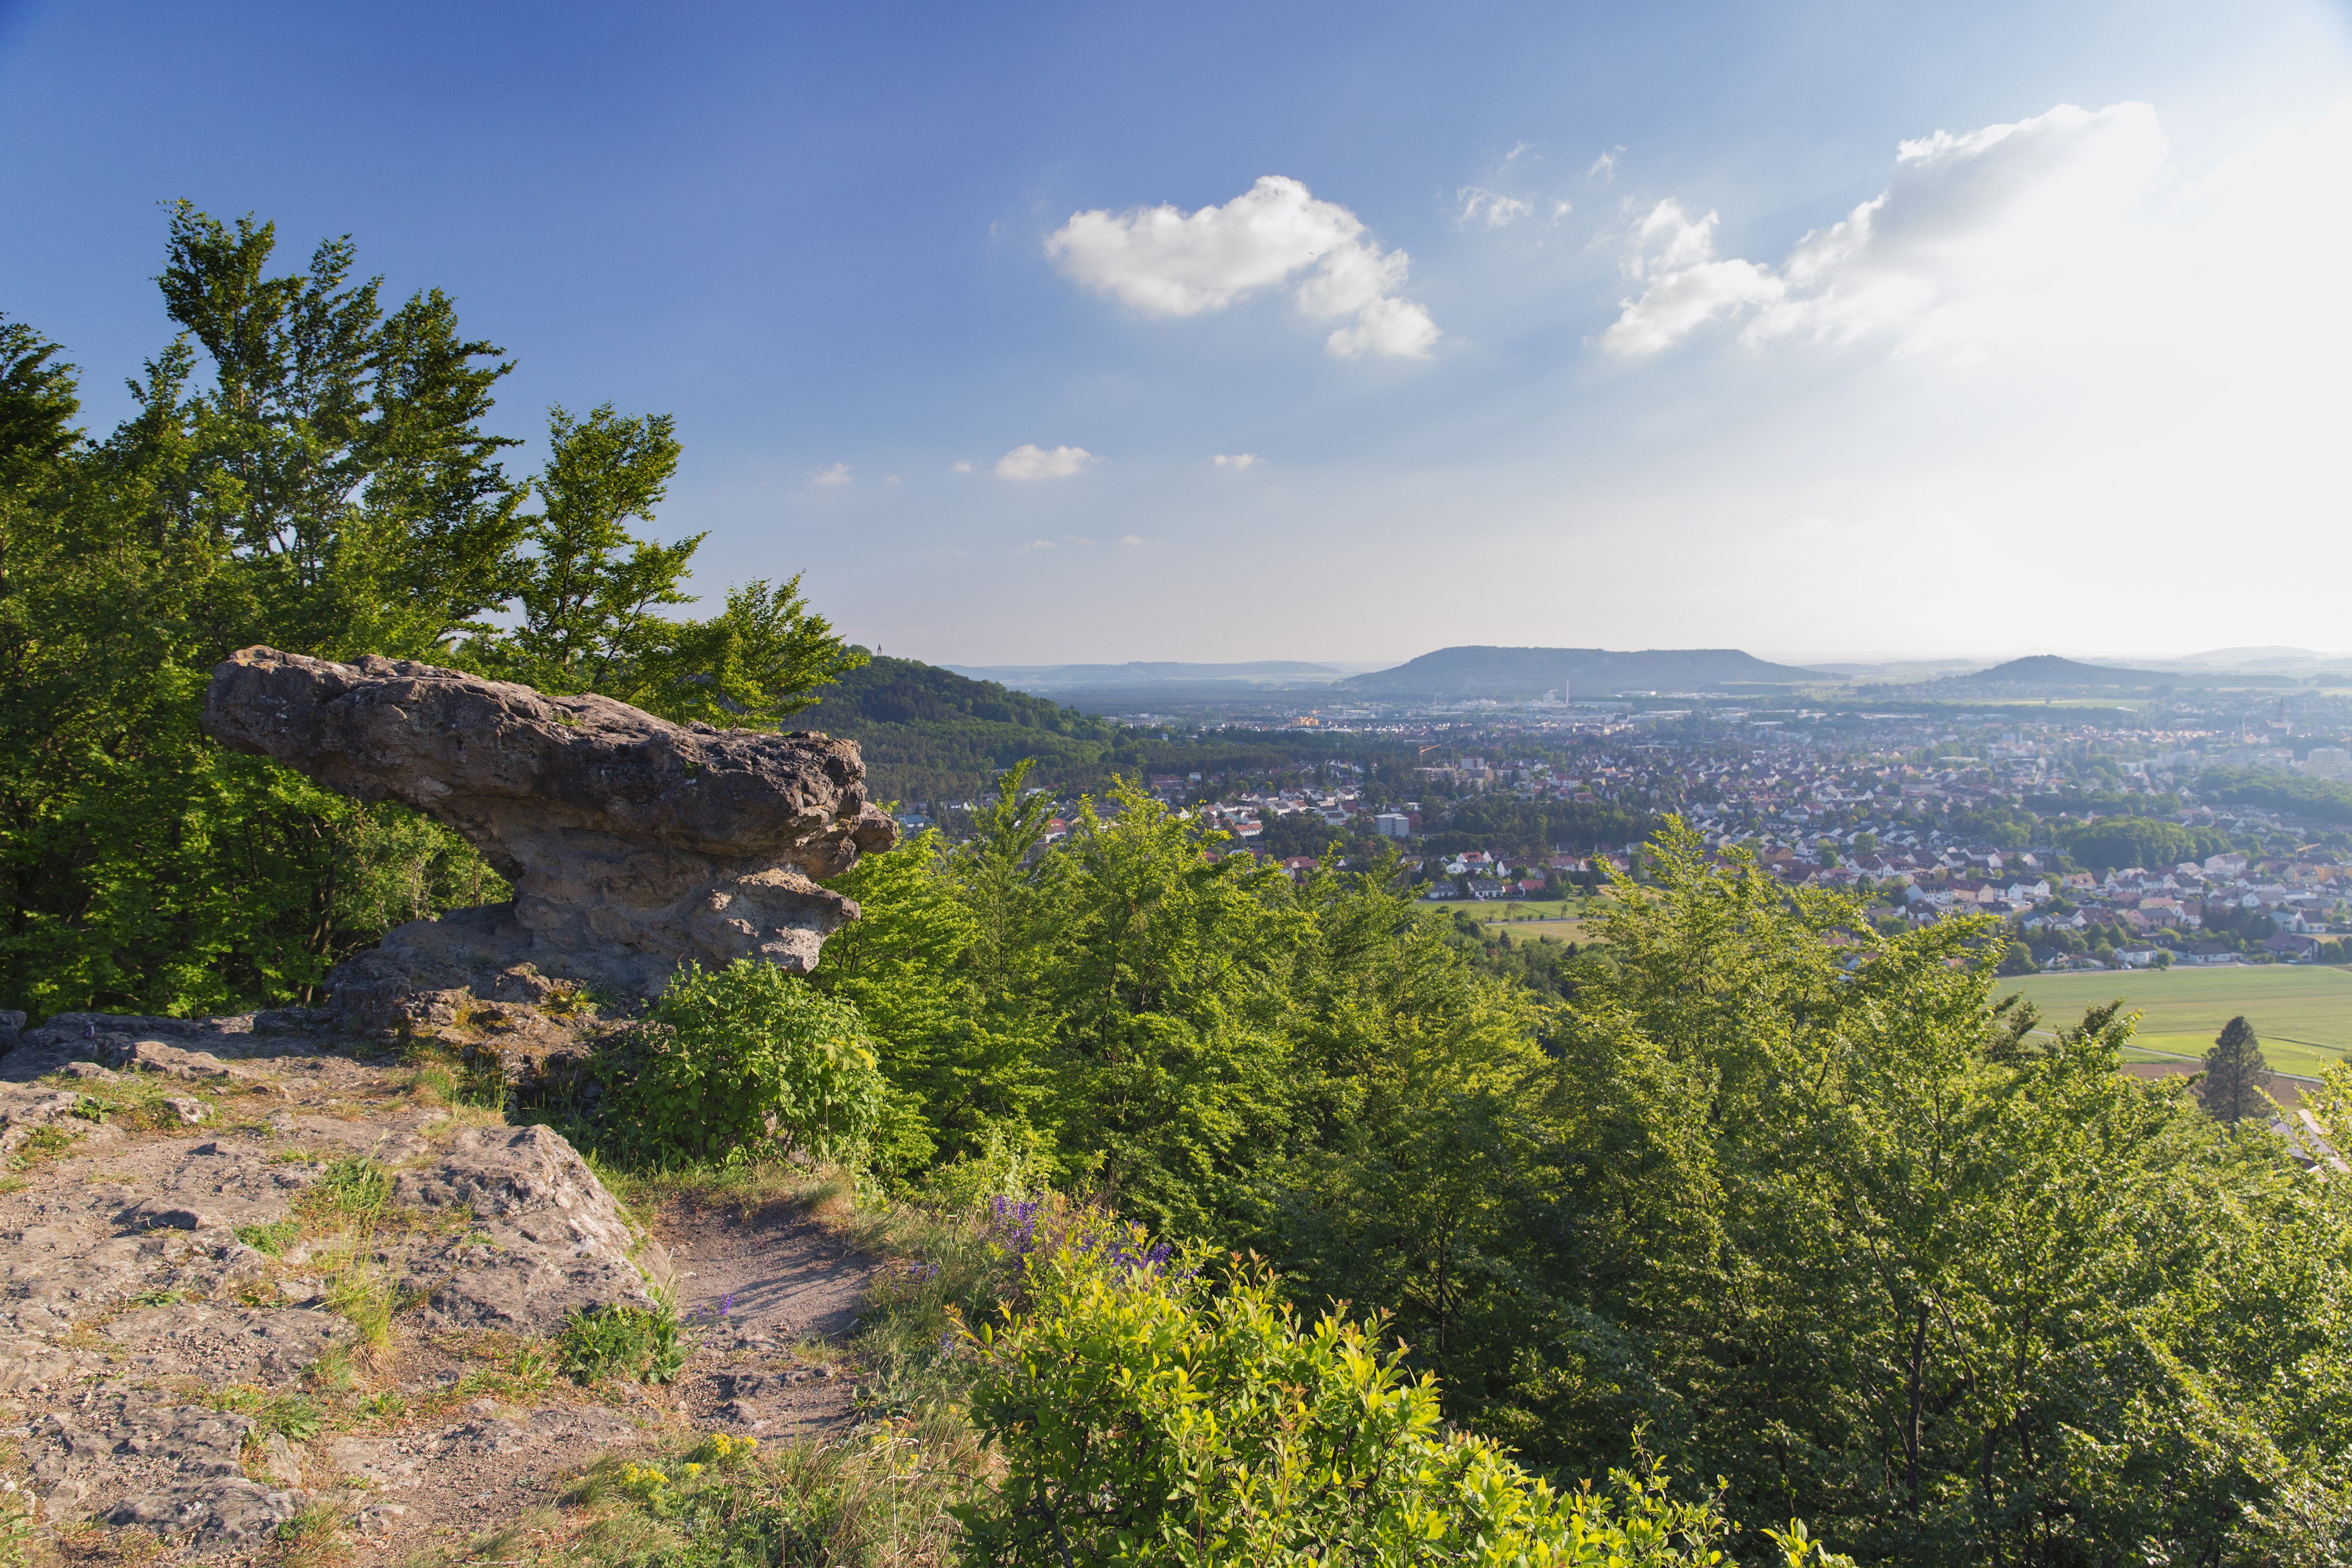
792 654 1149 803
1341 645 1826 698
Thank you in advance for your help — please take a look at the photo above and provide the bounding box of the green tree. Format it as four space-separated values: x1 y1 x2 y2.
2203 1014 2269 1124
1260 820 2352 1563
0 208 863 1019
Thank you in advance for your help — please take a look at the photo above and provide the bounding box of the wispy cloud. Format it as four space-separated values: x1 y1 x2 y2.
1456 187 1533 228
1588 146 1624 181
811 462 852 486
1210 452 1262 470
951 459 974 473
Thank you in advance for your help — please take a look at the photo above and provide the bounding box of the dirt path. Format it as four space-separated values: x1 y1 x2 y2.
664 1195 876 1343
0 1013 884 1565
650 1194 880 1452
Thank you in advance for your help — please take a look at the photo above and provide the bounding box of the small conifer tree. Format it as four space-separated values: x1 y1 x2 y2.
2202 1015 2268 1124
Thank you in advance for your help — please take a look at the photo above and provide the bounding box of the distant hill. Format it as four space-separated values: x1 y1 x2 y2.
794 655 1428 806
951 660 1351 691
1878 653 2311 695
1339 646 1829 699
794 655 1132 804
1964 656 2171 686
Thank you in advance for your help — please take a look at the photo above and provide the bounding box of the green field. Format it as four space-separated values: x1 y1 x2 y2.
2000 965 2352 1079
1416 896 1600 944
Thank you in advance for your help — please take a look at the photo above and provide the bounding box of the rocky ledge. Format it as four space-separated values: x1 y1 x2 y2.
199 646 896 1023
0 1009 869 1561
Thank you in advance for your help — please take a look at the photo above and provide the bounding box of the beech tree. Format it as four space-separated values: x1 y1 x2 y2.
0 208 860 1016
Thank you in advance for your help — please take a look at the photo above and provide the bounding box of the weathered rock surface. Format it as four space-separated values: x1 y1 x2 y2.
199 645 896 1011
0 1011 876 1560
32 1397 305 1544
394 1124 672 1330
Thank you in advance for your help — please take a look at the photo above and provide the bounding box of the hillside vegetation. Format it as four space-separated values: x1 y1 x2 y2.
16 208 2352 1568
793 655 1139 802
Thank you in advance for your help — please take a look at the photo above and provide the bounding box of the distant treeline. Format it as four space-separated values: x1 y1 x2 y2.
2198 765 2352 827
798 656 1429 806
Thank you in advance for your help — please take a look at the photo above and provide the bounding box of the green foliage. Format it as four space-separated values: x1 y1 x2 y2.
562 1420 980 1568
0 207 864 1020
2059 814 2230 872
817 776 1546 1255
596 960 886 1167
302 1155 392 1224
559 1291 686 1385
210 1384 325 1442
474 403 863 725
2203 1013 2270 1123
1421 796 1655 857
1946 802 2038 845
2200 765 2352 827
1282 822 2352 1564
795 655 1122 802
956 1230 1831 1567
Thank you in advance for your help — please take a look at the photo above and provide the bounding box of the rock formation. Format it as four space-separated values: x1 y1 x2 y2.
199 646 895 1015
0 1008 868 1555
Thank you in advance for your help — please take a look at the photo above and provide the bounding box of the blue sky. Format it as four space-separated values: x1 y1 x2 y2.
4 1 2347 665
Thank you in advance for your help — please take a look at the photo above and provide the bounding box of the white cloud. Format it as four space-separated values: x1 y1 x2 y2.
996 444 1099 481
1588 146 1623 181
1457 186 1532 228
1210 452 1262 470
1600 201 1784 355
1065 534 1097 547
1045 175 1437 359
811 462 853 485
1604 102 2172 357
951 459 974 473
1326 295 1441 359
1119 534 1145 546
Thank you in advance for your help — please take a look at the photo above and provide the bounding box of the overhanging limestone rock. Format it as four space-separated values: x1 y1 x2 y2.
200 646 895 1012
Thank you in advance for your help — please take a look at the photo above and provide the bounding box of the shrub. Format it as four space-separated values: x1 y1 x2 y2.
598 959 883 1166
956 1234 1847 1567
560 1290 686 1385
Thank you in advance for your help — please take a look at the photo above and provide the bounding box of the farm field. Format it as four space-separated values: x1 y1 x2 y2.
2001 965 2352 1080
1478 919 1593 942
1421 896 1600 944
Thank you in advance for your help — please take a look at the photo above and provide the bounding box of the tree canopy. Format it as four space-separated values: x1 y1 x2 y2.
0 206 861 1017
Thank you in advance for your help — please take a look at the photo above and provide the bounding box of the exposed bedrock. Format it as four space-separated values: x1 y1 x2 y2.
200 646 896 1014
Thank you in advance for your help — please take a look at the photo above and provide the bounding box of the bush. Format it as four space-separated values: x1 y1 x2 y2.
955 1230 1844 1567
560 1291 686 1385
599 960 884 1166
